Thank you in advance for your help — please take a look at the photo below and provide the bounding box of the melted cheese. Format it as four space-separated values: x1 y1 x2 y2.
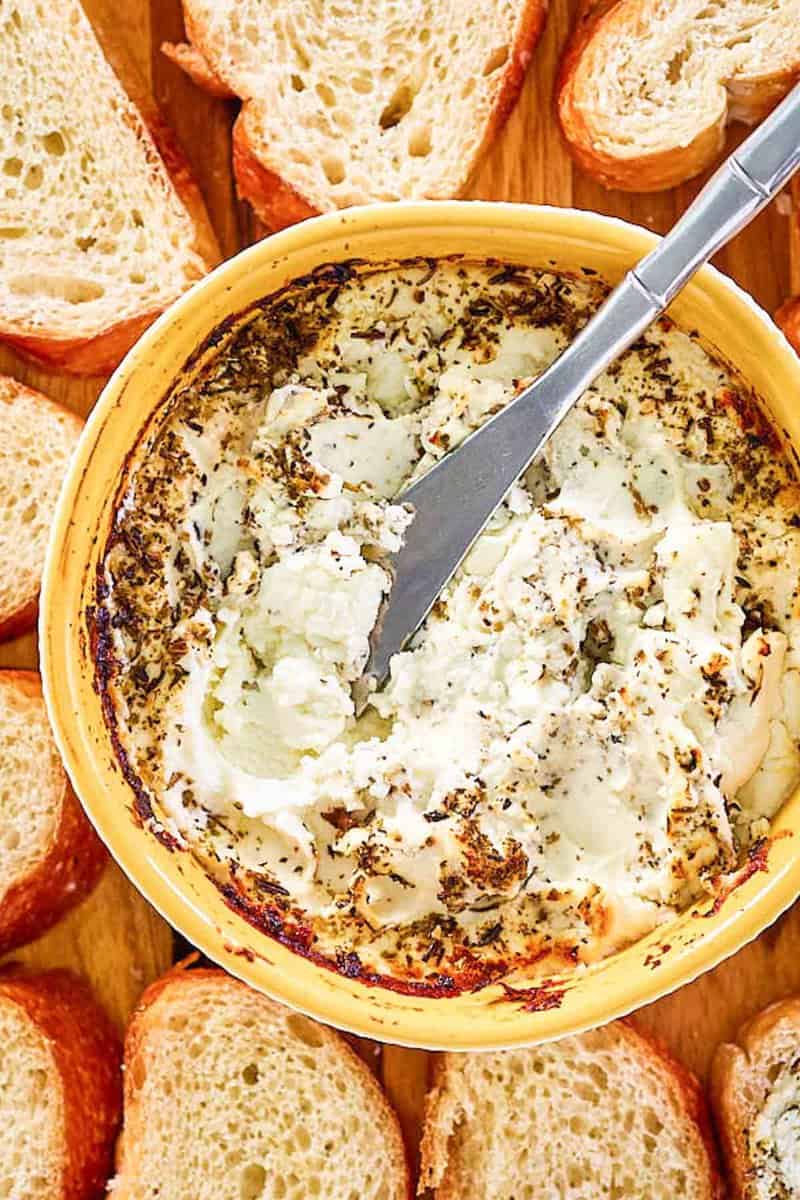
102 262 800 982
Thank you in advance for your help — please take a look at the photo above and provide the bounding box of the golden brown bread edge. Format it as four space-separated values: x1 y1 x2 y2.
777 296 800 353
556 0 800 192
161 38 235 99
0 671 108 953
114 960 414 1199
0 19 220 376
420 1019 726 1200
776 178 800 355
163 0 548 232
710 996 800 1200
0 380 84 642
0 967 122 1200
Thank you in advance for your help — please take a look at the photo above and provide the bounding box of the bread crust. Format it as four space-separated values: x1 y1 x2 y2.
162 40 235 99
0 380 83 638
169 0 547 231
711 996 800 1200
557 0 800 192
231 115 320 231
420 1019 724 1199
776 179 800 355
777 296 800 355
115 961 413 1199
0 310 172 377
0 967 122 1200
0 10 220 376
418 1055 456 1196
0 595 38 644
0 670 107 953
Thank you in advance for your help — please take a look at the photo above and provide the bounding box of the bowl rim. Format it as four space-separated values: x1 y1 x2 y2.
40 199 800 1049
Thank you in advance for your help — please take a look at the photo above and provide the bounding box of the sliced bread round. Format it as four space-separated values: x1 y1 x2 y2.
0 376 83 641
164 0 547 230
0 670 106 953
0 967 122 1200
112 965 410 1200
420 1020 723 1199
711 996 800 1200
0 0 218 374
557 0 800 192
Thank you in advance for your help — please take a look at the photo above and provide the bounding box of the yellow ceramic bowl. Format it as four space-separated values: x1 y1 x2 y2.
41 202 800 1050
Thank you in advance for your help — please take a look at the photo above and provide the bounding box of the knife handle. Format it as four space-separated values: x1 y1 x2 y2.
359 84 800 698
543 81 800 420
634 82 800 309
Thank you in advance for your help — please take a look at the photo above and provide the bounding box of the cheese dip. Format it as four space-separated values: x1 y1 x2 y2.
95 259 800 993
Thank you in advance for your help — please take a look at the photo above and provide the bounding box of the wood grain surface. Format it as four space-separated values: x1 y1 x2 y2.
1 0 799 1175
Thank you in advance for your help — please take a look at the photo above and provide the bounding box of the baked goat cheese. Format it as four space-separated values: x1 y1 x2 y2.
96 260 800 992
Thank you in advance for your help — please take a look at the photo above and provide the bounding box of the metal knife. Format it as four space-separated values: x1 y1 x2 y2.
355 82 800 714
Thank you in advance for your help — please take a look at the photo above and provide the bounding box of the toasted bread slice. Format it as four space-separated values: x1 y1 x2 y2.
557 0 800 192
711 996 800 1200
163 0 546 231
111 964 410 1199
420 1020 723 1198
0 377 83 641
0 967 121 1200
0 0 219 374
0 670 107 953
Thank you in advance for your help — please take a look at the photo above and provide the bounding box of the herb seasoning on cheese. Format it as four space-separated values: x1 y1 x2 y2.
95 259 800 992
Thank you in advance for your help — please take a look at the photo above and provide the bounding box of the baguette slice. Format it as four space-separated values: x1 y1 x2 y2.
163 0 547 231
420 1020 723 1199
0 967 122 1200
711 996 800 1200
557 0 800 192
0 0 219 374
111 964 410 1200
0 376 83 640
0 670 107 953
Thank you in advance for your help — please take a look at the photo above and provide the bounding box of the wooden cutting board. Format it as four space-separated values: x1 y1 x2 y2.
2 0 799 1177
